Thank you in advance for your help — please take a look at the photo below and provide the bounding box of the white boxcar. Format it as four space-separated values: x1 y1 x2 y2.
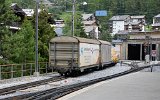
79 43 100 69
49 36 111 75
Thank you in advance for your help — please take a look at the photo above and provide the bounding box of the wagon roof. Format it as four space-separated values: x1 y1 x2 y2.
98 40 111 45
50 36 100 44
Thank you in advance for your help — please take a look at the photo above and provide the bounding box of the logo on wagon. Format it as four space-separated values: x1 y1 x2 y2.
81 48 84 55
91 48 94 54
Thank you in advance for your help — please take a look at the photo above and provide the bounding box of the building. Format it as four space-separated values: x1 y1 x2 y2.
109 15 146 35
11 3 26 21
52 20 65 36
82 14 99 39
22 9 34 17
9 3 26 32
152 14 160 30
114 31 160 61
109 15 130 35
128 15 145 31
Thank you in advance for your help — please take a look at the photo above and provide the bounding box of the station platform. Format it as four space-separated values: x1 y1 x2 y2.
58 72 160 100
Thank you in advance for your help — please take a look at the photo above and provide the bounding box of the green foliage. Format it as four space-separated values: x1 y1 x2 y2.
0 0 21 64
80 0 160 23
99 32 112 42
12 0 35 9
97 10 113 41
32 10 55 61
74 13 87 38
18 19 35 62
61 12 87 38
2 19 35 63
48 0 160 39
60 12 72 36
0 0 20 36
1 1 56 64
1 0 160 64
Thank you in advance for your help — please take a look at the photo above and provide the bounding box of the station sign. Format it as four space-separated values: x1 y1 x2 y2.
95 10 107 16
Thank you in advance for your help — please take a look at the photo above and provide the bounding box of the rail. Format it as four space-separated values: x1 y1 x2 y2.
0 62 51 80
4 64 148 100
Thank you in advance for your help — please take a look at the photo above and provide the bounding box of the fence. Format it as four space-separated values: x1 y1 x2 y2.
0 62 52 80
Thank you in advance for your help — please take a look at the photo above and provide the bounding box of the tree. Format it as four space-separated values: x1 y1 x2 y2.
74 13 87 38
0 0 19 38
32 10 55 61
61 12 72 36
99 32 112 42
0 0 20 63
18 19 35 63
2 19 35 63
61 12 87 38
98 10 113 41
12 0 35 9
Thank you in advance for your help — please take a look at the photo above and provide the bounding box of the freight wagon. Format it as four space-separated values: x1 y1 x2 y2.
49 36 112 76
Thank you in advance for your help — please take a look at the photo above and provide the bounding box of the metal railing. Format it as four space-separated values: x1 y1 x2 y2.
0 62 51 80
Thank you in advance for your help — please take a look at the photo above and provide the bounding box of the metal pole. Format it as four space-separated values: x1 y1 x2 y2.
0 65 1 80
65 0 67 11
46 62 48 74
21 64 23 77
11 65 13 78
140 44 142 61
30 64 32 75
72 0 75 37
150 37 152 61
34 0 39 76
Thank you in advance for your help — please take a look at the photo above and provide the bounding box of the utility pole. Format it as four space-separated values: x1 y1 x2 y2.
72 0 75 37
34 0 39 76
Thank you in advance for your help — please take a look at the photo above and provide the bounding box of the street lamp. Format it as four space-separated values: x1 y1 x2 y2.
82 1 87 13
34 0 39 76
82 2 87 5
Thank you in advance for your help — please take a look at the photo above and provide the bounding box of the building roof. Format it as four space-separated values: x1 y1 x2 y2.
82 20 96 25
54 20 64 22
52 24 65 28
128 31 160 35
82 14 94 20
11 3 26 16
109 15 130 21
22 9 34 17
117 30 160 35
22 9 41 17
125 21 141 25
154 14 160 18
11 3 17 7
112 39 123 43
131 15 145 19
84 26 95 33
152 23 160 27
117 30 141 35
117 30 129 35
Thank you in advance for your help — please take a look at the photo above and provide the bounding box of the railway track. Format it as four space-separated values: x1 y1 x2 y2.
1 63 152 100
0 76 65 96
